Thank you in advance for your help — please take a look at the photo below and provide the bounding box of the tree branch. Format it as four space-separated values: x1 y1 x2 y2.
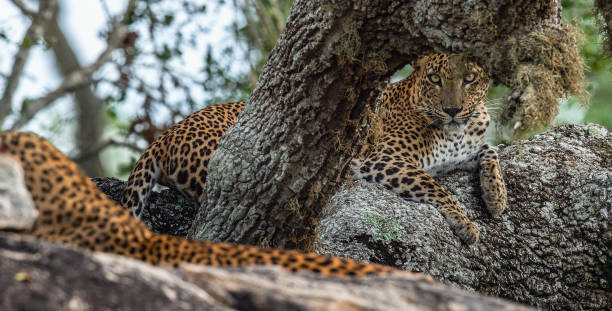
8 0 36 16
70 139 143 163
0 0 58 126
190 0 577 250
8 5 132 131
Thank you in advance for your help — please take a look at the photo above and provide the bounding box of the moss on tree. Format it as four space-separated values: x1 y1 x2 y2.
488 24 587 136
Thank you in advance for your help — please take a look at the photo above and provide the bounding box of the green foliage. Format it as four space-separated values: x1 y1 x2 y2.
116 157 139 177
21 36 33 48
230 0 293 87
562 0 612 130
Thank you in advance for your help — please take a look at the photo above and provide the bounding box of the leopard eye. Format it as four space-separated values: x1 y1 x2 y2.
463 72 476 83
428 74 441 85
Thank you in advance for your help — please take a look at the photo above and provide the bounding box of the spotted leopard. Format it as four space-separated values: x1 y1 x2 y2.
0 131 413 277
122 102 245 220
351 53 507 244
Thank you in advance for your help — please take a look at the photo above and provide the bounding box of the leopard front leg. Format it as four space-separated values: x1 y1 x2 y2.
353 154 479 244
477 144 507 217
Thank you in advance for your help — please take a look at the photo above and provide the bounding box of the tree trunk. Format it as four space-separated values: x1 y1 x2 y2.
189 0 573 250
47 5 104 177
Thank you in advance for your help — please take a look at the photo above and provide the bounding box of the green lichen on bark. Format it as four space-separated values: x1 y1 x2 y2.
336 19 363 65
469 3 498 40
359 211 406 244
362 51 388 74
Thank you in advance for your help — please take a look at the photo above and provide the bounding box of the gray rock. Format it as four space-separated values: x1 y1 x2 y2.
0 156 38 231
91 176 198 236
316 123 610 310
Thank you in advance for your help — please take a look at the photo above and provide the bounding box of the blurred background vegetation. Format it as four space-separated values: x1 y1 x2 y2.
0 0 610 177
563 0 612 129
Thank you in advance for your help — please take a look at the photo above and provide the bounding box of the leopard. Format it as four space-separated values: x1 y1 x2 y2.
0 131 419 277
351 53 507 244
121 53 506 245
121 101 245 220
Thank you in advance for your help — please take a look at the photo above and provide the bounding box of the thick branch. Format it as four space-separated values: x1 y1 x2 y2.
0 232 532 310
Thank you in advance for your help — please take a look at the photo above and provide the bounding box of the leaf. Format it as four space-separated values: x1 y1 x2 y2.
14 272 31 282
22 37 32 48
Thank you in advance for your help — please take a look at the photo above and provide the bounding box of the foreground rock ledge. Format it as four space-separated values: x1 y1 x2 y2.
89 123 608 310
0 233 531 311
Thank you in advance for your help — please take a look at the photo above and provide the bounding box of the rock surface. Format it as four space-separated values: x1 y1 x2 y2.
0 156 38 231
0 233 531 311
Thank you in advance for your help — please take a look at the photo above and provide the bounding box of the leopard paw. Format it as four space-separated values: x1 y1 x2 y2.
456 221 480 245
480 167 507 217
443 209 480 245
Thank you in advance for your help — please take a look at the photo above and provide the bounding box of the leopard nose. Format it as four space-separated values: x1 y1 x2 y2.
443 107 462 117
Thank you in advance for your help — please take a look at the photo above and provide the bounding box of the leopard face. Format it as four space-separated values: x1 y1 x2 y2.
412 53 489 130
352 53 507 245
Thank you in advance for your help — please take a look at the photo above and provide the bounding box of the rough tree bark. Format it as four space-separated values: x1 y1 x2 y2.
189 0 577 250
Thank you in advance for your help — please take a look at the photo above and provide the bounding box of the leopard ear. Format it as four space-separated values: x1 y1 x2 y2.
411 54 432 73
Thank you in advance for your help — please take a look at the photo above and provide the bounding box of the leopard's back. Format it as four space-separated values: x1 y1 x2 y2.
121 101 245 219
